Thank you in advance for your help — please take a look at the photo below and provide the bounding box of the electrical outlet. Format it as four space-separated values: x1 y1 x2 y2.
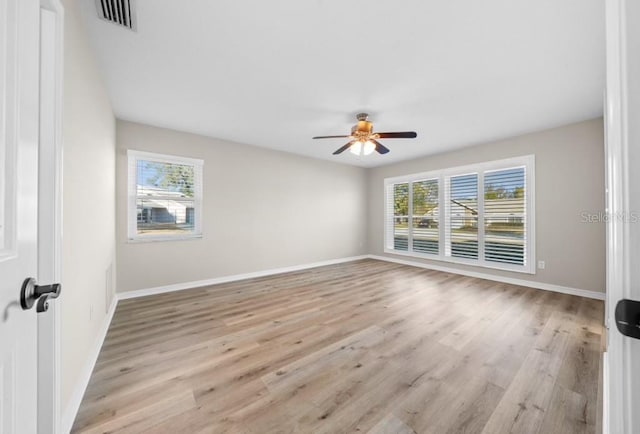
538 260 546 270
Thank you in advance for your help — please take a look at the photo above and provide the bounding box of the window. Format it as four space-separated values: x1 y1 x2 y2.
384 156 535 273
412 179 439 254
393 183 409 251
483 167 526 266
127 150 203 241
445 174 478 260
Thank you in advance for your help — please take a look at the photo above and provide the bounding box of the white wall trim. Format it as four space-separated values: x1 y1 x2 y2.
118 252 605 302
61 297 117 434
604 1 633 432
368 254 606 300
37 1 65 433
117 255 370 300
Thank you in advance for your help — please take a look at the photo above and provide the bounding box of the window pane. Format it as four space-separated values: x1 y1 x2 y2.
393 183 409 251
136 159 197 236
412 179 438 254
136 198 195 235
484 167 525 265
449 174 478 259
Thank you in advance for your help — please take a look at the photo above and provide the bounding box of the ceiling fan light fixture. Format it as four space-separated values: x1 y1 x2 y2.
313 113 417 156
363 141 375 155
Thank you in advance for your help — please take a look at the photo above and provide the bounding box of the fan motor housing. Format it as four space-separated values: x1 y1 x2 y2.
352 120 373 134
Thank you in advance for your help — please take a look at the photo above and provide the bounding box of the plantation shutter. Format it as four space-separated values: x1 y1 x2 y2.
445 173 479 259
383 155 533 273
483 167 526 265
412 179 439 254
390 183 409 251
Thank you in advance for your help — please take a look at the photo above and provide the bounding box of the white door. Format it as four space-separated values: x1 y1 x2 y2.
605 0 640 433
0 0 43 433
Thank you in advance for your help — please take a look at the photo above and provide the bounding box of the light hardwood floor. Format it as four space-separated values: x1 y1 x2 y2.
72 259 604 434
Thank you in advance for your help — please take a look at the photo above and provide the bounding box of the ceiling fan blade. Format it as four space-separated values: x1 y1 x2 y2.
376 131 417 139
371 139 390 154
333 141 354 155
313 135 351 139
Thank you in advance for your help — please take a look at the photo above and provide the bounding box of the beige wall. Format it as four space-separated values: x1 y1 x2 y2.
116 121 368 293
61 0 116 418
116 119 604 294
367 118 606 293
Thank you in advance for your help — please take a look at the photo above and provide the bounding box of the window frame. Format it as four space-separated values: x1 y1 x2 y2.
127 150 204 242
384 155 536 274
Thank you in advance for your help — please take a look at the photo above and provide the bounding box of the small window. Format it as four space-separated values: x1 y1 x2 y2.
127 150 203 241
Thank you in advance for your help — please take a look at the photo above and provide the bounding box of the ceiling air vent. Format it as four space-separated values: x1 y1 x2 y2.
95 0 137 31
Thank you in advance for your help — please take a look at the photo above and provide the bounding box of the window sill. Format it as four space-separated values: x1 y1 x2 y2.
127 233 203 243
383 247 535 275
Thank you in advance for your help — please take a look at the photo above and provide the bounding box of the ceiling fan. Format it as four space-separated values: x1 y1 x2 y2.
313 113 417 156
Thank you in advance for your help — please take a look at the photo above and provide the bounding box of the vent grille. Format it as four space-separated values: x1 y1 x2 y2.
95 0 136 31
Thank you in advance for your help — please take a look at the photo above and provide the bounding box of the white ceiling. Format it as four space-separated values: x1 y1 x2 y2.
79 0 605 168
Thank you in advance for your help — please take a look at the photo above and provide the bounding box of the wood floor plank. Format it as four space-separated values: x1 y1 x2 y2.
76 383 196 434
538 384 590 434
72 259 604 434
555 299 602 429
480 309 576 434
368 414 417 434
408 373 505 434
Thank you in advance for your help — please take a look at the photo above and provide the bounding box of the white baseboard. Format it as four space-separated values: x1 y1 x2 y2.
117 255 370 300
118 252 605 302
367 254 606 300
61 297 118 434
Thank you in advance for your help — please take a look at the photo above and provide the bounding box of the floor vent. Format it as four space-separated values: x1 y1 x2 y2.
95 0 136 31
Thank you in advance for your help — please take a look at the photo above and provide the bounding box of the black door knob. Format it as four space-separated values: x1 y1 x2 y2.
20 277 62 313
615 299 640 340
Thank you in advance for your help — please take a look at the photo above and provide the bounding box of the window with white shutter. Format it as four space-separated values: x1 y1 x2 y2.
483 167 526 266
384 155 534 273
445 174 478 260
392 183 409 251
412 179 439 255
127 150 203 241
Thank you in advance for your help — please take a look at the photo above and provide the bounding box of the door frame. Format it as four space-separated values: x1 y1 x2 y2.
37 0 64 432
604 0 634 433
